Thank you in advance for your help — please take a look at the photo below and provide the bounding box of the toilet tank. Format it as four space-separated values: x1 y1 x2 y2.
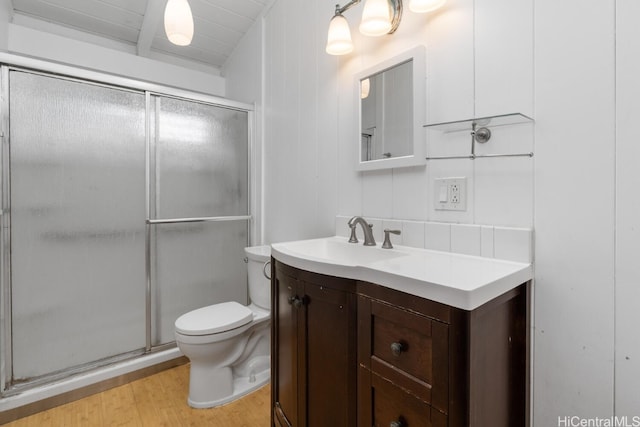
244 245 271 310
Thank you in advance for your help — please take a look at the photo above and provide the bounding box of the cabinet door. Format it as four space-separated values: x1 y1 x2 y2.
272 262 357 427
303 281 357 427
273 268 301 427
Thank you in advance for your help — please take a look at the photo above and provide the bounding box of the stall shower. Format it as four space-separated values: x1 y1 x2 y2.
0 67 251 395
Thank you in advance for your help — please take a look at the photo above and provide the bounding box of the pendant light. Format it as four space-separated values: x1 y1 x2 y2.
359 0 393 36
409 0 446 13
164 0 194 46
326 13 355 55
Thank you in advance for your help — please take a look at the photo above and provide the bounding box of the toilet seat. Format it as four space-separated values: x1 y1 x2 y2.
175 301 253 336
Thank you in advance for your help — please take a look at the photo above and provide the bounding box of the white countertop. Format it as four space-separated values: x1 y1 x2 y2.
271 236 533 311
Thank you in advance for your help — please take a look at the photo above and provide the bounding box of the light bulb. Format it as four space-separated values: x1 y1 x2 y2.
164 0 194 46
359 0 392 37
326 14 354 55
361 78 371 99
409 0 446 13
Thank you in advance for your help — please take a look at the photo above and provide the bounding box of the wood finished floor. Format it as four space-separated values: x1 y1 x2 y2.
4 364 271 427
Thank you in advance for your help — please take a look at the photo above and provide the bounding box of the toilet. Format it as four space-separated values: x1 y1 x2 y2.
174 245 271 408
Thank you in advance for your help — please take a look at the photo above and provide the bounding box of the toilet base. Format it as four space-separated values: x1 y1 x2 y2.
187 356 271 409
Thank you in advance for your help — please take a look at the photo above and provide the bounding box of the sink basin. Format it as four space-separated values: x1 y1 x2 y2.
271 235 533 310
272 237 408 267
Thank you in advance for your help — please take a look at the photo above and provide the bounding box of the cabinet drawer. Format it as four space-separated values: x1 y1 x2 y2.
371 300 434 384
359 296 449 414
370 372 443 427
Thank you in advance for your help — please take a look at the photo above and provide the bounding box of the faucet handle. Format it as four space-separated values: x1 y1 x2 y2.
382 229 401 249
348 224 358 243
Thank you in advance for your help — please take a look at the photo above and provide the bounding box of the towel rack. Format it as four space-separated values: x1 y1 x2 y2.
423 113 534 160
426 152 533 160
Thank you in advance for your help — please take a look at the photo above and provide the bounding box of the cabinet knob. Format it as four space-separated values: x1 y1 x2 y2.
390 341 405 357
390 420 405 427
288 295 303 309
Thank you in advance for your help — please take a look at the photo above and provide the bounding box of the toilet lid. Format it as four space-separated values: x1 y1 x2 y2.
175 301 253 336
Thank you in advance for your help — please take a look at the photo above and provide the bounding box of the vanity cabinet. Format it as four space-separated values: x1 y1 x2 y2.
357 281 529 427
271 260 529 427
271 260 358 427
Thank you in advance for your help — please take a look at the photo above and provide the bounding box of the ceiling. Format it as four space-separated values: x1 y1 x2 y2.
10 0 272 73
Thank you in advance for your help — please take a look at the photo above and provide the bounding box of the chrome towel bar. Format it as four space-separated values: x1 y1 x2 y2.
147 215 251 225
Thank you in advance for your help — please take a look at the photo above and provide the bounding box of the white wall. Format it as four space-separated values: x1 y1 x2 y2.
0 0 11 51
615 0 640 418
6 23 225 97
223 18 262 105
334 0 534 227
226 0 640 425
534 0 616 424
223 19 265 245
259 0 339 244
251 0 534 245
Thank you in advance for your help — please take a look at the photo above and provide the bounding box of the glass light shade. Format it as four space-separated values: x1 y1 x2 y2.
164 0 194 46
359 0 392 36
409 0 446 13
361 78 371 99
326 14 354 55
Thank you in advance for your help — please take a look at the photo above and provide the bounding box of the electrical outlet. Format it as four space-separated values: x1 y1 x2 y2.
450 183 460 204
435 177 467 211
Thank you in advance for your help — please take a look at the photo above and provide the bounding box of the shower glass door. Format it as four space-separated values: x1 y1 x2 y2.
148 96 250 346
8 70 147 381
1 67 251 391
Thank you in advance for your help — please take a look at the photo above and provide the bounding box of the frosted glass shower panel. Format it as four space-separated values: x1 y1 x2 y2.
150 221 249 345
154 97 249 219
9 71 147 379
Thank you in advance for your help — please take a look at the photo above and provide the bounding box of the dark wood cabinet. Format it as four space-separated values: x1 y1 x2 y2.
271 260 529 427
357 281 529 427
271 260 357 427
357 288 449 427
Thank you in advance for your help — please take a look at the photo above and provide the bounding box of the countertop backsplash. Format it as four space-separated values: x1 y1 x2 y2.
335 215 533 264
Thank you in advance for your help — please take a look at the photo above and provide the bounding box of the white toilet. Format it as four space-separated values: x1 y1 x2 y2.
174 245 271 408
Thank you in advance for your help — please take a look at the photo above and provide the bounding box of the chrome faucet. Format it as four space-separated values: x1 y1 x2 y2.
382 229 401 249
347 216 376 246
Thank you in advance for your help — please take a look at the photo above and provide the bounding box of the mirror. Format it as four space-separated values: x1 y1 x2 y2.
355 46 426 171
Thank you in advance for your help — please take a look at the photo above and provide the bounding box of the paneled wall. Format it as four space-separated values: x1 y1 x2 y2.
259 0 339 244
222 20 265 244
534 1 616 424
332 0 534 228
615 0 640 418
0 0 10 50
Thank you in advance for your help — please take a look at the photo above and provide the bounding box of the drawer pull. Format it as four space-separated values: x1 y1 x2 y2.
390 341 406 357
390 420 405 427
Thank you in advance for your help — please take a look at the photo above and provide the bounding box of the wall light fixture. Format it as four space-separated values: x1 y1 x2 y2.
164 0 194 46
326 0 445 55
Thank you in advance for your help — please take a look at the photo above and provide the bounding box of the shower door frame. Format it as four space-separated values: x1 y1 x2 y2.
0 54 256 395
144 91 254 351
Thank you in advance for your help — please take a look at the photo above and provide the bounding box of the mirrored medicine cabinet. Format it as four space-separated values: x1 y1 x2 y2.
355 46 426 171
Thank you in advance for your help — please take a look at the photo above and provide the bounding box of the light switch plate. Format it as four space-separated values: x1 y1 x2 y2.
435 177 467 211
